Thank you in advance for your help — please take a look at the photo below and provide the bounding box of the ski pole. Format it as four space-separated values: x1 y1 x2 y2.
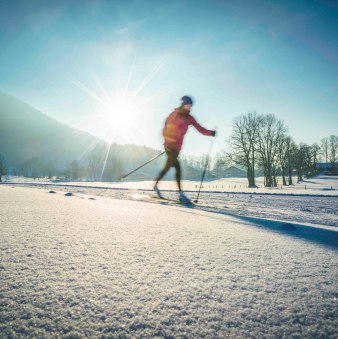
119 151 165 181
194 132 216 203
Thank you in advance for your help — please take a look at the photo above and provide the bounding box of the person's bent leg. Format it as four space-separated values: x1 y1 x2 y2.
154 158 172 198
173 158 182 191
155 157 172 185
155 149 177 188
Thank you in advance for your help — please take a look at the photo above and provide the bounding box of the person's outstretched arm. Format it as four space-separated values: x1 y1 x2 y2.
190 116 216 136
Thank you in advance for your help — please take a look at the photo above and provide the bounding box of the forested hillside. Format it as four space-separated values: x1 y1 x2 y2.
0 91 205 181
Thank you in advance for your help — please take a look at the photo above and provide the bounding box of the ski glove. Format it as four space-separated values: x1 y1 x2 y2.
211 130 216 137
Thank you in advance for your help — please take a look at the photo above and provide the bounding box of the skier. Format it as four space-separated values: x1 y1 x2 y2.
154 95 216 202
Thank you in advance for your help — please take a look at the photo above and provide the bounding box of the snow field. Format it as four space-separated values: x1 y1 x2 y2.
3 180 338 227
0 186 337 337
6 175 338 195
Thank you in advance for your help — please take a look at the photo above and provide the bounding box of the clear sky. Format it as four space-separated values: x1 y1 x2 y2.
1 0 337 156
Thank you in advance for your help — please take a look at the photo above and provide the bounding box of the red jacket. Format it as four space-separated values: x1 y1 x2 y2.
163 108 213 154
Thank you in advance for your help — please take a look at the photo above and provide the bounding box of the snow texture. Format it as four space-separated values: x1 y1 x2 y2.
0 185 337 338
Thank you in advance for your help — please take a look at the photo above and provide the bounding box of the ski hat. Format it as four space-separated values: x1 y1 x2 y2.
181 95 193 106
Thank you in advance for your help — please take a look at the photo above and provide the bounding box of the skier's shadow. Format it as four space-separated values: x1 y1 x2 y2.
232 214 338 251
177 208 338 251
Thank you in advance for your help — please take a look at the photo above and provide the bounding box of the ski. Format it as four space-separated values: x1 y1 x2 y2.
151 195 195 206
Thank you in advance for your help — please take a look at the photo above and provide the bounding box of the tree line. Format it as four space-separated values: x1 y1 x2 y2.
227 111 338 187
0 143 154 182
0 143 208 182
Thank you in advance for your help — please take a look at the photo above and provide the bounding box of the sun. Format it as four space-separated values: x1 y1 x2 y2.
73 56 167 146
94 96 143 144
73 76 160 145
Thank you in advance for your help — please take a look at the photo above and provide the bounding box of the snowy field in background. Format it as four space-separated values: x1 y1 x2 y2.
0 186 337 338
5 175 338 196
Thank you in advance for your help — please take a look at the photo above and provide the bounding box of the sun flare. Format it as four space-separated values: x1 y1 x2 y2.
74 57 167 146
93 96 143 143
72 57 167 180
73 79 155 146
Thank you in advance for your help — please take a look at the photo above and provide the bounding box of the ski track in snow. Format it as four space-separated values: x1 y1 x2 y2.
0 185 338 338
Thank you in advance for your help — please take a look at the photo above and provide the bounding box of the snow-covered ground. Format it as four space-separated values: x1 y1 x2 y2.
3 175 338 227
0 185 338 337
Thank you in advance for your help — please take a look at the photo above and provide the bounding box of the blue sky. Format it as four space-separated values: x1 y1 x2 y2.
1 0 337 155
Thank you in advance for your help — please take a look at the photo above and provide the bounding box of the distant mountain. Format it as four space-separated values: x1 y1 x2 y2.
0 90 205 181
0 90 97 166
0 91 154 178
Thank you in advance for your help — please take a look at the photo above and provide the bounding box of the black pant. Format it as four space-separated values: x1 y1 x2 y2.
155 148 182 191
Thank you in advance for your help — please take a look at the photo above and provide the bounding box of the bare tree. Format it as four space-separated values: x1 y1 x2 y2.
294 143 310 183
320 137 329 164
309 143 320 177
229 112 260 187
285 137 296 185
300 143 320 178
256 114 287 187
276 135 289 186
328 135 338 171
